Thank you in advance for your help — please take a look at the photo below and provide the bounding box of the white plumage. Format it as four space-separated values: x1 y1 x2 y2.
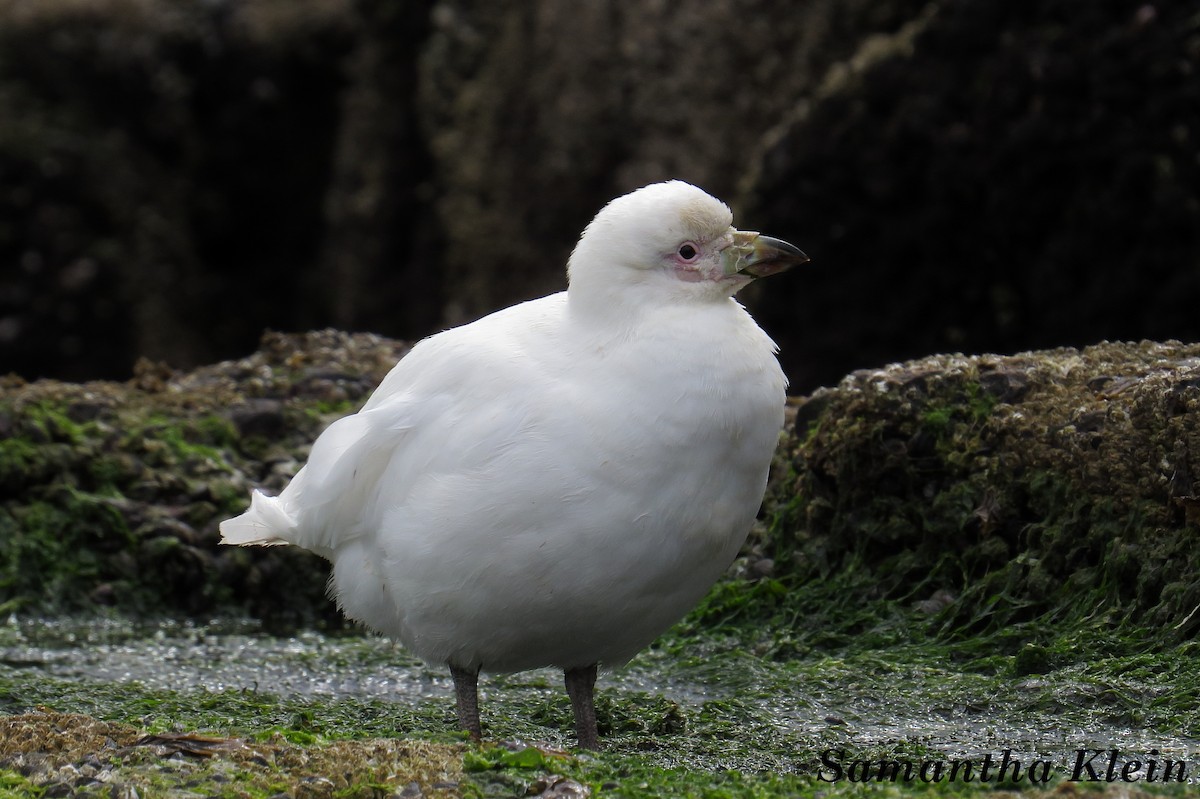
221 180 807 747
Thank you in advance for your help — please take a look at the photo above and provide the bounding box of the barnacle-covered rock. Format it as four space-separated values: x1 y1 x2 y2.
0 330 408 626
767 340 1200 645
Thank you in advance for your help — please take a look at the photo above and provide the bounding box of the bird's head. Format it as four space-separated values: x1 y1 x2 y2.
567 181 808 313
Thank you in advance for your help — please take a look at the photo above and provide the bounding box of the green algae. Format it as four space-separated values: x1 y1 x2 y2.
0 769 42 799
2 611 1199 797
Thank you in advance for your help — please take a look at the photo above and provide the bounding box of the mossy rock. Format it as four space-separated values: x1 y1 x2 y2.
766 339 1200 649
0 329 408 625
6 330 1200 655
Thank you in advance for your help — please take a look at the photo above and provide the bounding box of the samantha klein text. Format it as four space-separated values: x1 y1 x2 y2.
817 748 1189 785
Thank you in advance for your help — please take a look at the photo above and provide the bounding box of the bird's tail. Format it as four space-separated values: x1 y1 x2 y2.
219 490 297 546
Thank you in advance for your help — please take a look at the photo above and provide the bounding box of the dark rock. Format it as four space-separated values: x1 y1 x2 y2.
227 399 285 438
65 400 112 423
0 2 1195 405
747 2 1200 393
0 2 358 382
12 1 1192 404
747 557 775 580
977 369 1031 404
790 391 833 436
88 583 117 606
136 515 198 547
913 589 956 615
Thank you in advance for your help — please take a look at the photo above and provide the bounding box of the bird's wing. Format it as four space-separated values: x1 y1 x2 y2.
219 391 420 554
222 294 569 556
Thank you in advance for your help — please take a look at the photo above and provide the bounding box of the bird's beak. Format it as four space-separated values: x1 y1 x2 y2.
721 230 810 278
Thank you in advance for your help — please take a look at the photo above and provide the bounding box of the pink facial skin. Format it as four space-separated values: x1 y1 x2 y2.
669 237 747 285
671 240 706 282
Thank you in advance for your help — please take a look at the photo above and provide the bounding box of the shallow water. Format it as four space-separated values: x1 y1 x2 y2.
3 615 1198 780
0 616 720 705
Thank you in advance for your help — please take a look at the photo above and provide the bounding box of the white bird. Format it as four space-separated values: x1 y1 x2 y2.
220 180 808 748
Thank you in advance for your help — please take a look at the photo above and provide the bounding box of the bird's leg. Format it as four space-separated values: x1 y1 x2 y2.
450 664 482 741
564 663 600 750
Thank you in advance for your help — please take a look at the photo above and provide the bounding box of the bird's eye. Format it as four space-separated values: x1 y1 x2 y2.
677 243 699 261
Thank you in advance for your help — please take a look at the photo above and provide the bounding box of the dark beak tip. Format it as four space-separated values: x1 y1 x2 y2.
759 235 809 263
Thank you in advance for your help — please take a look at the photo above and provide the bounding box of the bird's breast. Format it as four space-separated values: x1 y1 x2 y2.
566 323 784 535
